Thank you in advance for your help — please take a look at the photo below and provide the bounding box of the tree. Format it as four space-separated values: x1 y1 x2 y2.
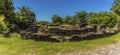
15 6 36 30
74 11 88 24
51 15 63 25
88 12 101 24
63 15 77 25
88 12 118 28
62 11 88 25
0 0 15 24
63 15 72 24
111 0 120 16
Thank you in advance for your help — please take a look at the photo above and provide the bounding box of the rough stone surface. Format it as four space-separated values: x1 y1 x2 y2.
18 24 120 42
9 25 20 33
26 25 41 33
43 27 97 36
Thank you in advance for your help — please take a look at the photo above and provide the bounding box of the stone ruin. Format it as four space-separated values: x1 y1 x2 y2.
0 25 20 37
19 23 119 42
0 23 119 42
118 22 120 31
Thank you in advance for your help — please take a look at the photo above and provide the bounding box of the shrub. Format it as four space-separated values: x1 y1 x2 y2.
88 12 118 28
0 15 7 31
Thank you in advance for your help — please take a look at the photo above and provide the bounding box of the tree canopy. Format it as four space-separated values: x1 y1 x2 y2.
0 0 15 24
51 15 63 25
15 6 36 30
111 0 120 15
74 11 88 24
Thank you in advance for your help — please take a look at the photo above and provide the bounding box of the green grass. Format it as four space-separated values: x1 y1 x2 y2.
0 33 120 55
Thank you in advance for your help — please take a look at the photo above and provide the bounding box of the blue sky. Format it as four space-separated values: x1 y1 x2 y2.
13 0 114 21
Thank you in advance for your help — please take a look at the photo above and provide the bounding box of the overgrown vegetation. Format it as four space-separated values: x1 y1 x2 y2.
0 0 120 30
0 0 120 55
0 0 15 24
36 0 120 28
88 12 119 28
15 6 36 30
0 15 7 31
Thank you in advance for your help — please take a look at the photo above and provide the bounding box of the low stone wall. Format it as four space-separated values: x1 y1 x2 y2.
26 25 41 33
20 32 67 42
0 31 10 37
0 24 119 42
20 32 52 41
43 27 97 36
69 31 118 41
19 30 118 42
9 25 20 33
6 24 117 42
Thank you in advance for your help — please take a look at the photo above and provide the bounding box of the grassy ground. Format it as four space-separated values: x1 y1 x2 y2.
0 33 120 55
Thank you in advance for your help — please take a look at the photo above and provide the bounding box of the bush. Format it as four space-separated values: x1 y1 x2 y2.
0 15 7 31
51 15 63 25
88 12 118 28
15 6 36 30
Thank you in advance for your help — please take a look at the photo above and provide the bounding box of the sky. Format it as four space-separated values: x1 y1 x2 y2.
13 0 114 21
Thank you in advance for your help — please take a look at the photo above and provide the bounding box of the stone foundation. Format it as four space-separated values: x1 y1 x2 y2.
18 25 120 42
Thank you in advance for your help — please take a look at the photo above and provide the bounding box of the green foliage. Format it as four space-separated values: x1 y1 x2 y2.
63 16 71 24
36 21 49 26
0 15 7 31
111 0 120 16
15 6 36 30
74 11 88 24
51 15 63 25
63 15 74 25
0 0 15 24
88 12 118 28
62 11 88 25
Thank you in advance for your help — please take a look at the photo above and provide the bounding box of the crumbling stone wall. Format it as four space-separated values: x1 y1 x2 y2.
9 25 20 33
69 31 118 41
18 24 119 42
118 22 120 31
0 23 119 42
26 25 41 33
43 27 97 36
20 32 52 41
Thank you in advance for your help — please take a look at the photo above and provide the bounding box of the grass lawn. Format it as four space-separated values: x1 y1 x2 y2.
0 33 120 55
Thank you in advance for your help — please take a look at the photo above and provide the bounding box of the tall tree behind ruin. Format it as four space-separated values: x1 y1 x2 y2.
111 0 120 16
0 0 15 25
74 11 88 24
51 15 63 25
15 6 36 30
